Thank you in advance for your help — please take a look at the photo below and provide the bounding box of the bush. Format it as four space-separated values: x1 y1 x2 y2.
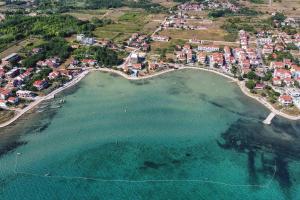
246 80 256 89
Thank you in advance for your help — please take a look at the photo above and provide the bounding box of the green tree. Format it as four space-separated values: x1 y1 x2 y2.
247 71 257 80
246 80 256 89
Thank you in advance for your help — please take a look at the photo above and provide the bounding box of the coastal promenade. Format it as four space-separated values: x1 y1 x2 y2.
1 66 300 129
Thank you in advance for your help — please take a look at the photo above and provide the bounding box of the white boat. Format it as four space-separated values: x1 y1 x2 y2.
44 173 51 177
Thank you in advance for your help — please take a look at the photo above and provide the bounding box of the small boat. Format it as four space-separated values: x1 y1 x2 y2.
44 173 51 177
17 152 21 155
50 105 61 109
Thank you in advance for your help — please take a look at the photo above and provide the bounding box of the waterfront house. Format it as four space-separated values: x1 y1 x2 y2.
148 63 157 71
33 80 48 90
0 88 12 100
279 95 293 106
81 59 97 66
176 52 187 63
59 70 73 80
210 53 223 67
197 52 206 64
16 90 34 99
131 63 142 70
48 71 61 80
255 83 265 90
7 97 19 105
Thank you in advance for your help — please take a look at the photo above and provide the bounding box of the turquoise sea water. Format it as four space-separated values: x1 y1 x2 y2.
0 69 300 199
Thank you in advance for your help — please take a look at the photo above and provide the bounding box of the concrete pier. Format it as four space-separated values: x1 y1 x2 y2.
263 112 276 125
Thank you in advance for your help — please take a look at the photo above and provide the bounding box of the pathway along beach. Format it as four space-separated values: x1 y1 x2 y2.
0 66 299 129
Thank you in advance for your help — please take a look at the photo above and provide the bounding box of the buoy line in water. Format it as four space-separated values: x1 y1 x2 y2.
13 153 277 188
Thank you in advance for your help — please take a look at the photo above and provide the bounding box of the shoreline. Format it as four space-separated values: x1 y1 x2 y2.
0 66 299 128
0 70 90 128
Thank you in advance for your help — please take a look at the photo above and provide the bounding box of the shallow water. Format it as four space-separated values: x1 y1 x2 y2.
0 69 300 199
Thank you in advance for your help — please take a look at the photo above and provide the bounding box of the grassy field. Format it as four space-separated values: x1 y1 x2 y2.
0 110 14 124
93 10 165 43
65 9 107 20
152 0 179 8
0 37 44 59
159 28 227 41
240 0 300 16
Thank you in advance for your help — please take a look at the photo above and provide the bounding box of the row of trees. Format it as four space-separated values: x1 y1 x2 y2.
208 7 259 18
0 14 94 51
22 37 72 68
74 46 121 67
34 0 167 13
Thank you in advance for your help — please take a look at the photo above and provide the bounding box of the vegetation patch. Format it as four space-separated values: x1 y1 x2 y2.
73 46 121 66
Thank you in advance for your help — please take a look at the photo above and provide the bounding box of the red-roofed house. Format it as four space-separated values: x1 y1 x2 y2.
148 63 157 71
270 61 284 69
255 83 265 90
274 69 292 80
284 77 293 86
183 44 191 51
262 44 273 54
7 97 19 105
272 77 282 86
131 63 142 70
197 52 206 64
81 59 97 66
33 80 48 90
210 53 223 67
0 88 12 100
176 52 186 63
240 59 250 68
279 95 293 106
48 71 61 80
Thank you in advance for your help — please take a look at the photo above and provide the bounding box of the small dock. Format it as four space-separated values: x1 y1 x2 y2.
263 112 276 125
